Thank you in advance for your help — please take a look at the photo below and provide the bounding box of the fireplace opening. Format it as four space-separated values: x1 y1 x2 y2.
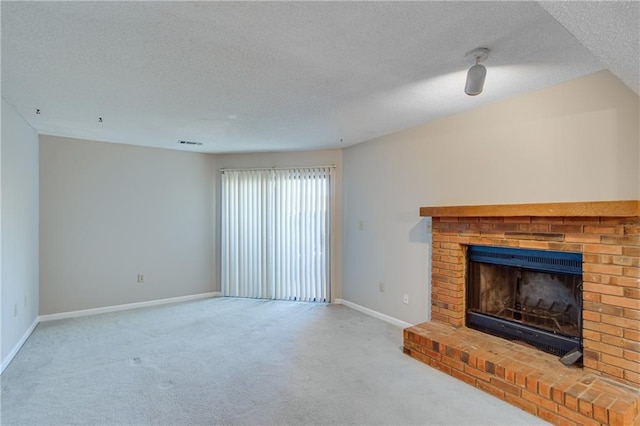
466 245 582 357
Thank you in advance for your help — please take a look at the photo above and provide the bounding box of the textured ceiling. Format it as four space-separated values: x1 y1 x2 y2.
539 1 639 95
1 1 638 153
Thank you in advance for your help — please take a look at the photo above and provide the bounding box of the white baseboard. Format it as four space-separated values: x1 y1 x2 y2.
39 292 222 322
1 317 39 375
334 298 413 329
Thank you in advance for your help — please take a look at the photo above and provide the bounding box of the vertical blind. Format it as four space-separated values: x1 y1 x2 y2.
221 167 332 302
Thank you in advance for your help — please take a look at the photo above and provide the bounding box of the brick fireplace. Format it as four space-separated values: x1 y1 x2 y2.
403 201 640 426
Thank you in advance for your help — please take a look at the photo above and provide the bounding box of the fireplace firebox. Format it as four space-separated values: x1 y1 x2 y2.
466 245 582 357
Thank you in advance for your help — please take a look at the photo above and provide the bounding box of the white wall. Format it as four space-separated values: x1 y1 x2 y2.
343 71 640 325
216 149 344 300
1 99 40 364
39 136 216 315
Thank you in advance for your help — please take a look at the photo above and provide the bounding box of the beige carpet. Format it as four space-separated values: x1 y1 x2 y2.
1 297 546 425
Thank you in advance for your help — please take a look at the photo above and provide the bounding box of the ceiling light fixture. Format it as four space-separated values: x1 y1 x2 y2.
464 48 490 96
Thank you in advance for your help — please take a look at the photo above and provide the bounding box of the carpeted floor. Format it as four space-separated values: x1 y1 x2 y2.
1 297 547 425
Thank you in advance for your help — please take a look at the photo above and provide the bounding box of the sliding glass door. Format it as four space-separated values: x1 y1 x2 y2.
221 167 332 302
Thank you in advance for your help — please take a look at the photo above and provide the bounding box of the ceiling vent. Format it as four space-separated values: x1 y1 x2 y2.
178 140 204 146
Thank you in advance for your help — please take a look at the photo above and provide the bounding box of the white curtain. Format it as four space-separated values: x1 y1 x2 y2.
221 167 332 302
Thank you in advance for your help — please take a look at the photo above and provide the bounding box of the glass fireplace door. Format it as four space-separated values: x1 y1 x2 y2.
466 246 582 356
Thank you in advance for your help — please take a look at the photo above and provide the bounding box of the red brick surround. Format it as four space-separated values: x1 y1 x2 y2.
403 209 640 425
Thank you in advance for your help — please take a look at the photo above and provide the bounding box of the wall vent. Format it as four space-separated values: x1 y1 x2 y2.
178 140 203 146
468 245 582 274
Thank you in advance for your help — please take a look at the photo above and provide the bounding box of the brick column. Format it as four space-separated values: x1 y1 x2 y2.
431 219 466 326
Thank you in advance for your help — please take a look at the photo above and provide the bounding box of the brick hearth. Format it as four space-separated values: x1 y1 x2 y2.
403 201 640 426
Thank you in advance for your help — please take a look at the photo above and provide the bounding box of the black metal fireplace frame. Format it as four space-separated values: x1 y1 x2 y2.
466 245 583 357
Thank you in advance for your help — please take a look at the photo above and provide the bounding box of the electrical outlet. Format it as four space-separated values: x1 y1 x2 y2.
358 220 364 231
379 282 385 292
403 293 409 305
137 274 145 283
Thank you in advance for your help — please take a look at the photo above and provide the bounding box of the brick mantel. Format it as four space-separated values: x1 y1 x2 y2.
404 200 640 425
